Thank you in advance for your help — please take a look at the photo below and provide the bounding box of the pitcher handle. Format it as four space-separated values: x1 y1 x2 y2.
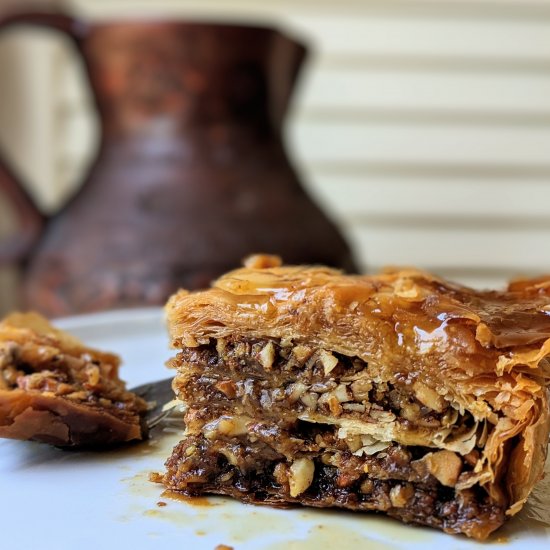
0 11 85 264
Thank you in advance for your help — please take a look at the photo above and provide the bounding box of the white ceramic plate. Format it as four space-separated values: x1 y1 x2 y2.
1 308 548 550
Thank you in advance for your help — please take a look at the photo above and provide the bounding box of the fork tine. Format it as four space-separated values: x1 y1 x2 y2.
147 409 175 429
130 377 177 432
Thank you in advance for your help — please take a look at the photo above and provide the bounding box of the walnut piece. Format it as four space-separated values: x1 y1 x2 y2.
425 450 462 487
289 457 315 497
320 350 339 375
259 341 275 370
389 484 414 507
413 381 445 413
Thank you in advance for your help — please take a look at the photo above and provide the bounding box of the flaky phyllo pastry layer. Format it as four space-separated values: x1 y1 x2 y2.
162 256 550 539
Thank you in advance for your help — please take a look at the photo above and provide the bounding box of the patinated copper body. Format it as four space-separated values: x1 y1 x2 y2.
0 12 356 316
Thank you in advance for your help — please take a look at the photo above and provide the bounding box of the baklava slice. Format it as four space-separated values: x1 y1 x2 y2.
0 312 147 447
161 256 550 540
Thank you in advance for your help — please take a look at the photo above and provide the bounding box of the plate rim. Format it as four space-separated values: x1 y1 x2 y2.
53 307 165 331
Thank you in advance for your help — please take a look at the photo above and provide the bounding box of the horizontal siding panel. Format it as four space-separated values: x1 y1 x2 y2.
319 54 550 75
297 161 550 179
72 0 550 23
289 15 550 60
288 122 550 165
347 224 550 271
297 69 550 112
302 177 550 218
295 107 550 127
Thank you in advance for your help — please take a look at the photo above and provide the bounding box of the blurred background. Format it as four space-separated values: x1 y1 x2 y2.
2 0 550 315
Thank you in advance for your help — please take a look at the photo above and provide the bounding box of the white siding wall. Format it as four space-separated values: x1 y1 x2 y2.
2 0 550 310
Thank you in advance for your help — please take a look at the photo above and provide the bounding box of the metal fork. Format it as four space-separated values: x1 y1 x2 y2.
131 377 179 431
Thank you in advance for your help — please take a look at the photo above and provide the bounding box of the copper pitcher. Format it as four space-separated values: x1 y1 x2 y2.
0 11 357 316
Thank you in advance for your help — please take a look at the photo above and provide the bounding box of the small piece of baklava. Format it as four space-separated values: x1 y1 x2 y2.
0 312 146 447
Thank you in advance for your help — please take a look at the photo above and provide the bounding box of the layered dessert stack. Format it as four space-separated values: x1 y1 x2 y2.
160 256 550 540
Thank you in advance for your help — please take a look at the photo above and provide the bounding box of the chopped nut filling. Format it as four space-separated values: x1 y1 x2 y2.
162 336 507 540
